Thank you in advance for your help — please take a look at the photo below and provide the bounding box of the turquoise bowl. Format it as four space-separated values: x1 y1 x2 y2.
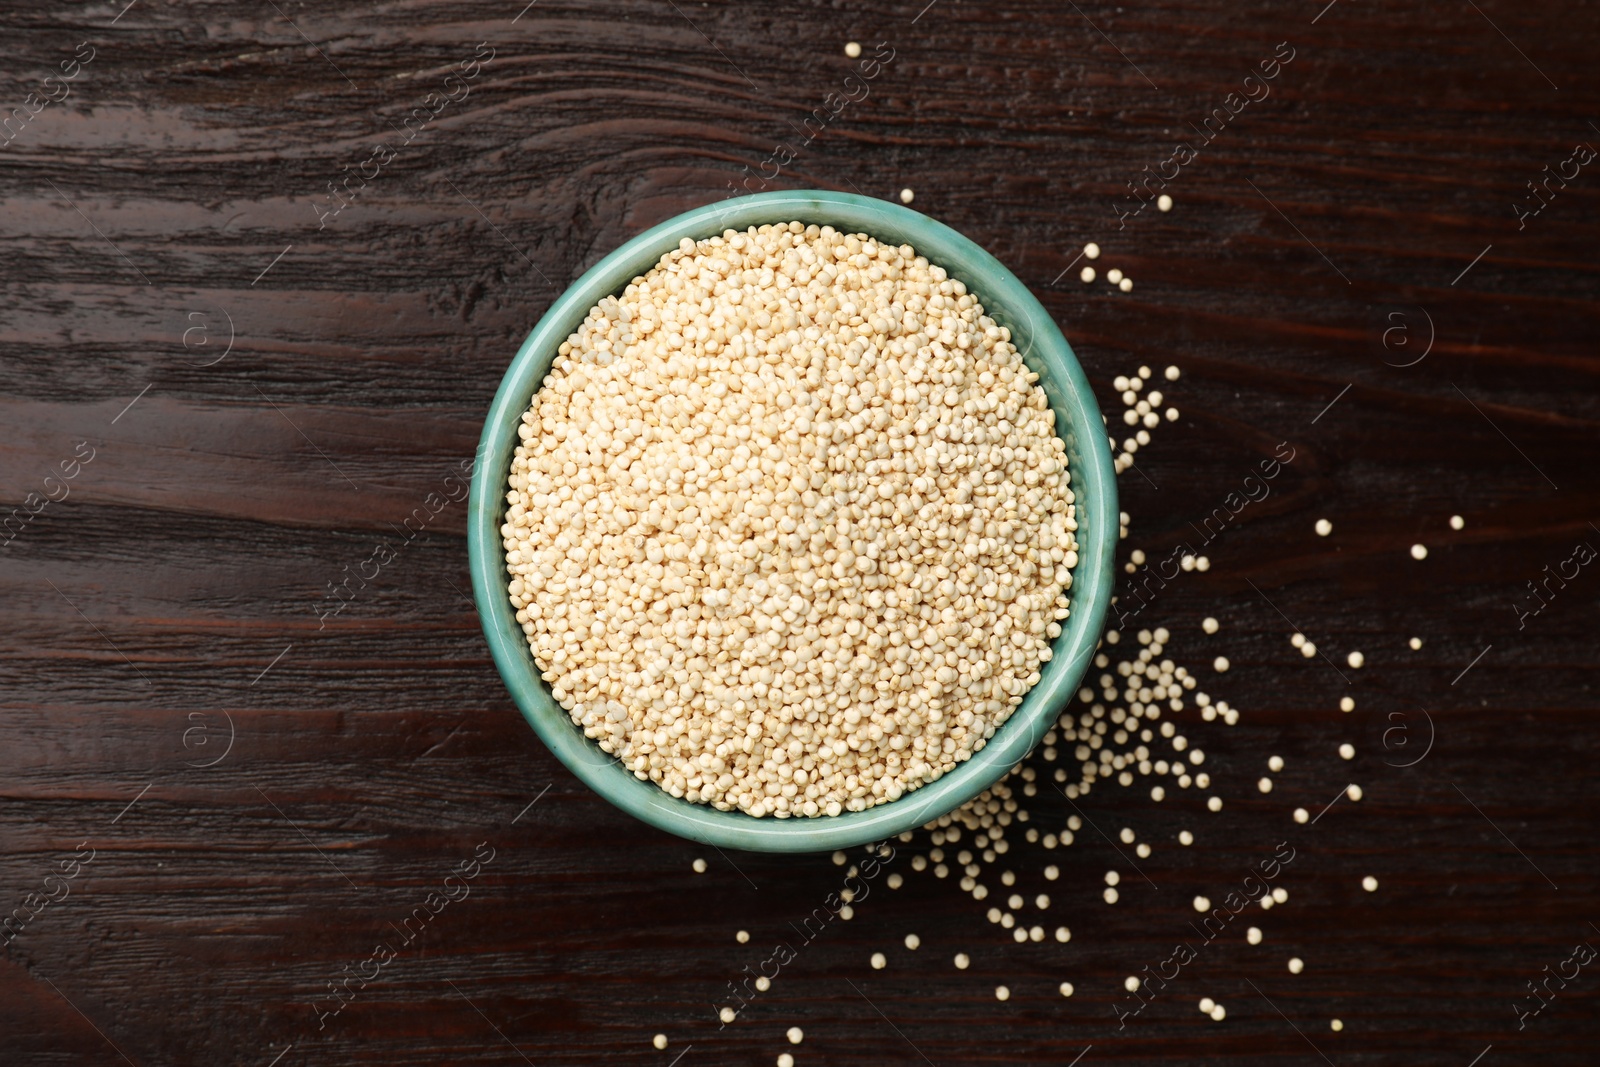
469 190 1116 853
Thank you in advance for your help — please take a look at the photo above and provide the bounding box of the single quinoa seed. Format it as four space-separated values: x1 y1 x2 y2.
844 41 862 57
504 224 1078 818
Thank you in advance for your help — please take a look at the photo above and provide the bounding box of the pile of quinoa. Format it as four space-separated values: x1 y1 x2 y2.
502 221 1078 817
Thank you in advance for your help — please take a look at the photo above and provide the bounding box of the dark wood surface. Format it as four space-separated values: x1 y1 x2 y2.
3 1 1597 1064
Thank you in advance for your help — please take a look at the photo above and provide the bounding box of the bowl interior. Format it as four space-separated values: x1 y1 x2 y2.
468 190 1117 852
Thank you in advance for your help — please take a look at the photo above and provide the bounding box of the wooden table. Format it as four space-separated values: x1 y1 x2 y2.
3 1 1597 1063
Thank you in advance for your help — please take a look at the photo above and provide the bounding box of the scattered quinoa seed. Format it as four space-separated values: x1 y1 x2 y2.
1055 926 1071 942
692 858 707 874
871 952 886 969
899 187 915 204
1157 194 1173 212
1347 651 1365 669
653 1034 668 1050
1107 268 1124 284
736 930 750 943
1178 830 1193 845
1193 895 1211 912
1293 807 1308 823
1410 543 1428 560
1119 277 1133 292
1084 242 1100 259
1288 957 1304 974
1207 796 1223 812
1060 981 1074 996
1409 637 1423 650
1340 696 1355 712
905 933 921 950
1124 976 1141 992
1315 518 1332 537
1362 876 1378 892
1339 743 1355 760
1246 927 1262 945
844 41 862 57
1258 777 1273 793
1080 266 1096 283
1203 617 1219 634
1331 1018 1345 1032
954 953 970 969
778 1055 795 1067
1199 997 1215 1013
1213 656 1230 672
1450 515 1465 530
1347 784 1364 801
1210 1004 1226 1021
787 1027 804 1045
1268 755 1284 772
720 1007 736 1023
995 985 1011 1001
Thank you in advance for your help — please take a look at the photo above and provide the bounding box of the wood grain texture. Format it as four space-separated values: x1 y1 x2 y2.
2 0 1597 1064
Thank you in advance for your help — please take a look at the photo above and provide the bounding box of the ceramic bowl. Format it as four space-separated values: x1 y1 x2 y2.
468 189 1116 852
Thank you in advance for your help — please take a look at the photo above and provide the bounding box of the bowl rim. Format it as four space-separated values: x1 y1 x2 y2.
468 189 1116 852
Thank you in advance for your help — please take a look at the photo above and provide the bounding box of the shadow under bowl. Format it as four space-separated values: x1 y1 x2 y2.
468 189 1116 853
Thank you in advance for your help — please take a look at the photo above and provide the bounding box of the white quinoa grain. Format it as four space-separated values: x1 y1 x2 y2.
1193 895 1211 912
1178 830 1193 845
1258 777 1273 793
1199 997 1215 1013
1055 926 1071 942
844 41 862 57
1449 515 1464 530
720 1007 737 1023
1103 887 1119 904
1210 1004 1226 1021
1213 656 1230 673
1347 784 1363 801
1293 807 1308 823
1339 696 1355 712
995 985 1011 1001
887 873 904 889
1409 637 1422 650
778 1055 795 1067
1059 981 1074 996
1315 518 1332 536
1084 242 1100 260
1288 957 1304 974
787 1026 804 1044
1268 755 1284 772
505 224 1077 818
737 929 750 943
905 933 921 949
653 1034 668 1050
1339 743 1355 760
954 952 970 969
1410 543 1428 560
1246 926 1262 945
899 187 915 204
1203 617 1219 634
693 858 707 873
1207 796 1223 812
1124 976 1141 992
1080 266 1096 283
1119 277 1133 292
1272 887 1287 903
1331 1018 1344 1031
1347 650 1365 669
1107 268 1124 284
1157 194 1173 212
1362 875 1378 892
871 952 886 969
